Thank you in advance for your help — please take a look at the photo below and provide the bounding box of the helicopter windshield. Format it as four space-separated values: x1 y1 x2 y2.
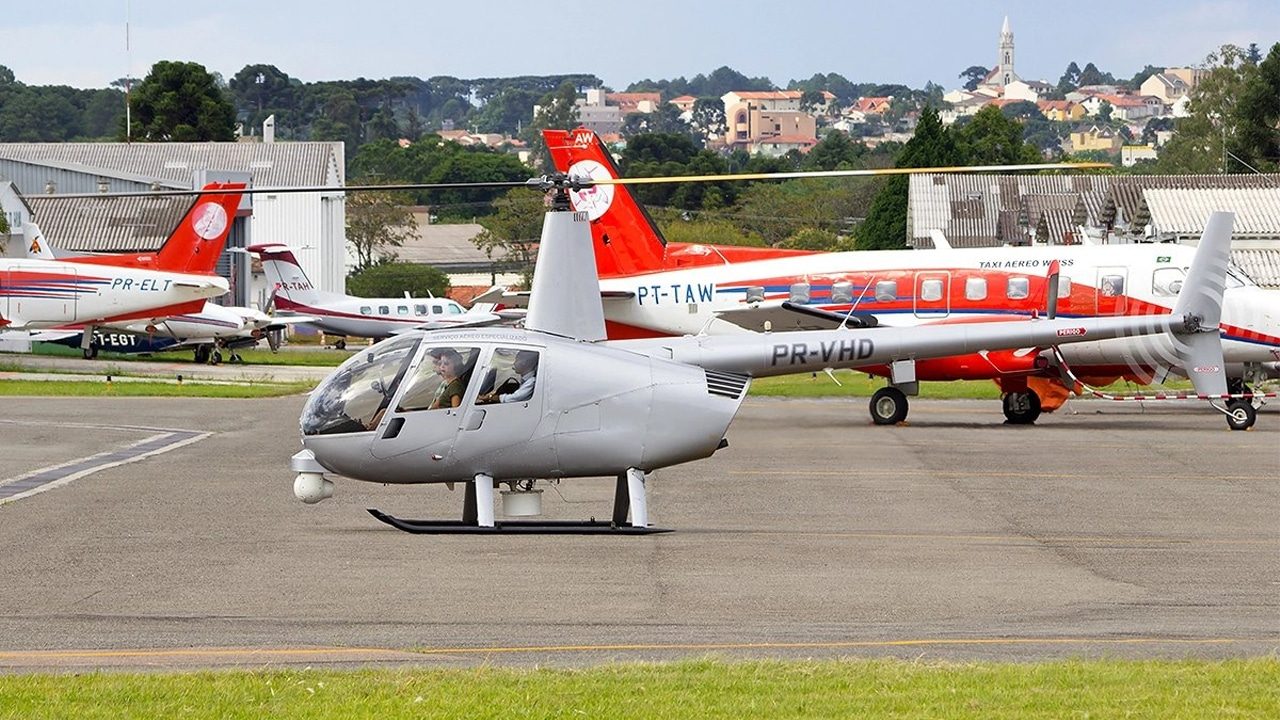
301 333 422 436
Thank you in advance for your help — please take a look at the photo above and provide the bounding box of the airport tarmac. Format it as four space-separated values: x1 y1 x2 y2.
0 394 1276 673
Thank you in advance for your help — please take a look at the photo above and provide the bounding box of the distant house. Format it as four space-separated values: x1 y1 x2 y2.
1037 100 1086 122
1002 80 1040 103
1069 124 1123 154
1140 72 1190 105
1082 94 1162 122
669 95 698 113
1121 145 1159 166
851 96 893 115
722 90 822 153
751 135 819 157
606 92 662 115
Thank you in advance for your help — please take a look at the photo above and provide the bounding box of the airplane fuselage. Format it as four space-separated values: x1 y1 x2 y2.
0 259 229 330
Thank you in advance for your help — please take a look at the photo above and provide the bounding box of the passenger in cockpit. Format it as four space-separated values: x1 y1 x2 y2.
428 348 472 410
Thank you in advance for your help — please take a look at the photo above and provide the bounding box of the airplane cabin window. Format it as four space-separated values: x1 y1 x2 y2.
476 347 540 405
1099 275 1124 297
396 346 480 413
1006 277 1029 300
432 304 443 314
414 304 428 316
965 277 988 301
920 279 943 302
874 281 897 302
789 282 810 303
360 306 373 315
831 281 854 304
1152 267 1186 297
378 305 390 315
1057 275 1072 298
397 306 409 316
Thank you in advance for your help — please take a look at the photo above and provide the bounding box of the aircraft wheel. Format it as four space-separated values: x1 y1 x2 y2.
1224 400 1256 431
869 387 909 425
335 339 347 350
193 345 211 364
1002 390 1042 424
211 350 223 365
83 344 99 360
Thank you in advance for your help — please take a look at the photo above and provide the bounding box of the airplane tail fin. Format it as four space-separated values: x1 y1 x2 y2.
1169 211 1232 397
543 128 668 277
246 243 323 312
21 221 57 260
153 183 246 274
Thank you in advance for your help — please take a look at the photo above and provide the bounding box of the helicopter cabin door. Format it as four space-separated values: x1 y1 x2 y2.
370 344 481 460
450 346 545 467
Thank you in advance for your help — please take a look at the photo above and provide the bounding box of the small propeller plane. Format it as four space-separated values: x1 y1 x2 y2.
0 184 247 355
289 188 1235 534
248 243 511 347
543 128 1280 431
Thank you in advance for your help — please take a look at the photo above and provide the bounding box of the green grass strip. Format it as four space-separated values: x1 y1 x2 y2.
0 658 1275 719
0 380 312 398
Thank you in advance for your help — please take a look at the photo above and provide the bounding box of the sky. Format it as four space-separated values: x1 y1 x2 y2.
4 1 1278 91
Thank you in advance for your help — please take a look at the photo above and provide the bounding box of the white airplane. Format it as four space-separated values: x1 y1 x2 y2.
1 184 246 345
248 244 508 348
19 213 308 362
544 128 1280 430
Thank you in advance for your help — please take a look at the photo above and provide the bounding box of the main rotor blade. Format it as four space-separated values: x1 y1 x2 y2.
587 162 1111 186
38 161 1110 199
39 180 534 200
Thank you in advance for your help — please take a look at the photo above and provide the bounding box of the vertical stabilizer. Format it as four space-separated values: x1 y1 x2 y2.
543 128 668 277
247 243 325 311
1171 211 1233 396
525 208 606 341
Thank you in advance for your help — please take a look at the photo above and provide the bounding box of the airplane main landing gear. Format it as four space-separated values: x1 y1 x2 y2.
1224 378 1258 431
1002 390 1042 425
869 386 909 425
82 344 99 360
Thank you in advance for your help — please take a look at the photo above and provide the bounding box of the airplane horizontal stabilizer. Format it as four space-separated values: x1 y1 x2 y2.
715 301 878 332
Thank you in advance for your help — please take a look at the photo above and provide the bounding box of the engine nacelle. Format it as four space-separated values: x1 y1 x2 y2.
294 472 334 504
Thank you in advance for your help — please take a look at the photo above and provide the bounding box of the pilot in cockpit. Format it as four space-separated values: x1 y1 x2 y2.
478 349 538 404
428 348 472 410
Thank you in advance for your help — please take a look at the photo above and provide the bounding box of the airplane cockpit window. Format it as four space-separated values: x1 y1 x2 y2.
396 346 480 412
1226 262 1254 288
965 277 988 301
447 304 463 315
301 333 422 436
874 281 897 302
1006 276 1029 300
1152 267 1186 297
476 348 540 405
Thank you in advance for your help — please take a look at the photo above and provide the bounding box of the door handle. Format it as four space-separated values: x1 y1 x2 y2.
463 409 486 431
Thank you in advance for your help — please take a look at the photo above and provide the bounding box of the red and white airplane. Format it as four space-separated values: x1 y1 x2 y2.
249 244 509 348
544 128 1280 430
1 183 246 355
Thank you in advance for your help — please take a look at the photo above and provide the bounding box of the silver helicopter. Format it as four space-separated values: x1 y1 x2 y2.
290 181 1235 534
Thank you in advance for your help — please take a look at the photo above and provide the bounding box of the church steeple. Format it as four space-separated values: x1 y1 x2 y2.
997 15 1016 87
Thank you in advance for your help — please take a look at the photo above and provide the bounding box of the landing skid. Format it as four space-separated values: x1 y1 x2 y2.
367 508 672 535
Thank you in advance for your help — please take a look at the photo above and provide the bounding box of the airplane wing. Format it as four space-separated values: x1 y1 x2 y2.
491 289 633 311
715 301 879 332
412 311 506 331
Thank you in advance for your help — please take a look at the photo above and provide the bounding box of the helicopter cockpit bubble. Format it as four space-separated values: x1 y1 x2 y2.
302 332 423 436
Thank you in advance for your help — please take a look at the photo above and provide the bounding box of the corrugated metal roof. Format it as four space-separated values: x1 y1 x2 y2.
26 194 196 252
1232 248 1280 288
0 141 342 188
397 218 492 268
909 173 1280 247
1144 188 1280 237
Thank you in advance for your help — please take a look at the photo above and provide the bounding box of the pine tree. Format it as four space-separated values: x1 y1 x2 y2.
857 107 960 250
